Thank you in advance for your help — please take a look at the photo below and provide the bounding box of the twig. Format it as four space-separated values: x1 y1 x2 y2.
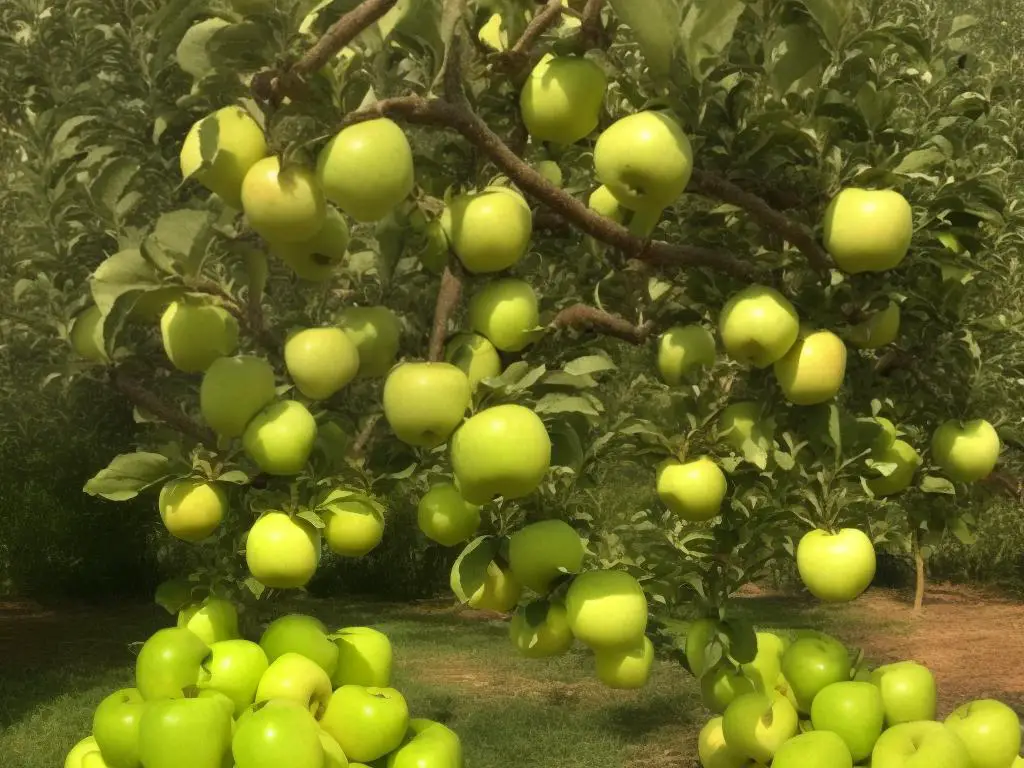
579 0 608 49
552 304 655 344
511 0 564 56
428 264 464 362
349 413 382 458
111 369 215 445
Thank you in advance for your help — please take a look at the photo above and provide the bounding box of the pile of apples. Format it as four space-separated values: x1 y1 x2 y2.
692 624 1023 768
64 600 463 768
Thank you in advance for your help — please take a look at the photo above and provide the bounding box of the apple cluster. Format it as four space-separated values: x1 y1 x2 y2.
690 624 1022 768
65 599 462 768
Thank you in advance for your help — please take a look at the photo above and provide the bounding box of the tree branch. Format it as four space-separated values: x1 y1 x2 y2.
579 0 607 48
111 369 215 445
349 413 382 459
428 264 464 362
511 0 564 56
552 304 655 344
192 279 279 354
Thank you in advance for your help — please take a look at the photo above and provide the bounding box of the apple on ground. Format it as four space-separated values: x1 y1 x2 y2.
65 736 102 768
92 688 146 768
196 639 268 716
232 699 325 768
255 651 333 719
337 306 402 378
656 457 727 522
70 305 107 363
698 716 750 768
158 478 227 543
822 188 914 274
507 519 584 594
771 730 853 768
723 691 799 763
870 720 972 768
259 614 339 679
441 187 533 274
931 419 1001 482
245 511 322 589
684 618 720 678
179 106 267 209
417 483 481 547
701 667 758 714
242 399 318 475
160 300 239 374
718 285 800 368
519 55 607 145
773 330 847 405
241 156 326 244
467 278 543 352
382 362 471 447
595 635 654 689
869 661 937 724
780 633 851 713
867 439 922 497
509 601 575 658
135 627 210 700
332 626 393 688
177 596 239 644
943 698 1021 768
200 355 276 438
319 730 349 768
718 402 772 454
466 560 522 612
386 718 463 768
445 333 502 390
741 632 787 693
321 685 410 763
564 569 648 651
657 325 716 384
796 528 876 603
322 498 386 557
810 681 885 761
138 693 233 768
285 327 360 400
850 301 900 349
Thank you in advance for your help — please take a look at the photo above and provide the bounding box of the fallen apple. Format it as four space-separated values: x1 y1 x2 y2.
943 698 1021 768
196 639 268 716
331 626 393 688
697 716 749 768
254 651 333 719
320 685 410 763
231 699 324 768
870 720 972 768
701 667 759 714
771 729 853 768
386 718 464 768
177 596 239 644
780 633 851 713
137 694 233 768
869 661 937 725
723 691 799 763
810 681 885 761
259 614 339 679
135 627 210 700
92 687 146 768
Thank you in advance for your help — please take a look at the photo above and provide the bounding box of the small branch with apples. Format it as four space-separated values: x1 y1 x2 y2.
551 304 655 345
578 0 609 49
111 368 215 445
428 264 465 362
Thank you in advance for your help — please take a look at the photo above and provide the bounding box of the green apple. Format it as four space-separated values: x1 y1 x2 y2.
684 618 719 677
564 569 647 651
319 730 349 768
509 601 574 658
507 519 584 594
200 355 277 438
177 597 239 644
70 304 107 362
519 55 607 145
871 416 899 451
92 688 145 768
741 632 786 693
382 362 471 447
870 720 972 768
321 685 410 763
657 325 716 384
773 331 847 405
796 528 875 603
771 730 853 768
1014 756 1023 767
931 419 1001 482
780 633 850 713
535 160 563 187
467 278 542 352
180 106 268 209
232 699 325 768
774 672 801 711
810 681 884 761
323 499 385 557
273 205 350 282
386 718 463 768
656 457 727 522
259 614 339 678
417 483 481 547
867 439 922 496
850 301 900 349
944 698 1021 768
701 667 758 714
723 691 799 763
160 300 239 374
158 478 226 543
588 185 625 223
65 736 102 768
255 652 333 719
466 561 522 612
243 400 317 475
718 285 800 368
698 716 749 768
138 694 233 768
594 635 654 689
594 110 694 210
245 511 321 589
196 639 268 716
870 661 937 725
718 402 772 454
450 404 551 504
332 626 393 688
241 156 326 243
285 327 360 400
444 333 502 390
337 306 402 378
135 627 209 700
441 188 533 274
316 118 414 222
823 188 914 274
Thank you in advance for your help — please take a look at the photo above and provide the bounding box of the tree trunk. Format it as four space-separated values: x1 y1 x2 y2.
913 530 926 613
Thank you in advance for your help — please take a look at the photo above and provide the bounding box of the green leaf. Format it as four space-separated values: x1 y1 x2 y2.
90 249 164 315
564 355 618 376
949 14 979 38
919 475 956 495
216 470 250 484
893 148 946 175
154 578 194 614
549 421 585 472
764 24 829 96
535 393 601 417
316 488 359 509
83 452 173 501
509 365 548 392
243 577 266 599
949 515 976 545
295 509 326 529
149 209 215 276
90 157 140 217
176 17 231 79
797 0 851 49
523 599 551 628
610 0 682 77
722 618 758 664
316 421 351 468
244 248 269 306
449 536 499 603
204 21 275 72
678 0 746 81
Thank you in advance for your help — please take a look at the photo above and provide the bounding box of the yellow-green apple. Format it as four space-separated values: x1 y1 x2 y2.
441 187 533 274
70 304 107 362
386 718 463 768
867 439 922 497
319 730 348 768
507 519 584 594
771 730 853 768
466 561 522 612
519 55 607 145
337 306 401 378
259 614 339 678
850 301 900 349
242 400 317 475
285 327 360 400
65 736 102 768
718 402 772 453
180 106 268 209
869 661 937 725
509 601 575 658
241 156 326 243
701 667 759 714
685 618 720 677
796 528 876 603
931 419 1000 482
255 652 333 718
417 483 481 547
741 632 787 693
565 569 647 651
137 694 233 768
773 331 847 405
316 118 414 222
135 627 209 700
177 597 239 644
200 355 276 438
467 278 542 352
870 720 972 768
232 700 324 768
320 685 410 763
196 639 268 716
450 403 551 504
245 511 321 589
698 716 749 768
382 362 471 447
810 681 885 761
723 691 799 763
594 111 694 210
871 416 899 451
718 285 800 368
943 698 1021 768
126 288 185 325
272 205 350 282
588 185 625 222
331 626 393 688
656 456 727 522
535 160 563 187
774 672 801 711
594 635 654 689
92 688 145 768
322 499 385 557
657 325 716 385
160 300 239 374
158 478 226 543
780 633 851 713
823 188 914 274
445 333 502 390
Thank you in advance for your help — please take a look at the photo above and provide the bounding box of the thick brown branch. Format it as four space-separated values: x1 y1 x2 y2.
292 0 399 79
428 264 464 362
579 0 607 48
552 304 655 344
112 369 215 445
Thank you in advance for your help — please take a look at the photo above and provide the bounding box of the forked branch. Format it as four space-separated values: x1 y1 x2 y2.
552 304 655 345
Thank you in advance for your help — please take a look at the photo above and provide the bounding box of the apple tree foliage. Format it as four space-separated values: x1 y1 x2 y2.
2 0 1024 681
